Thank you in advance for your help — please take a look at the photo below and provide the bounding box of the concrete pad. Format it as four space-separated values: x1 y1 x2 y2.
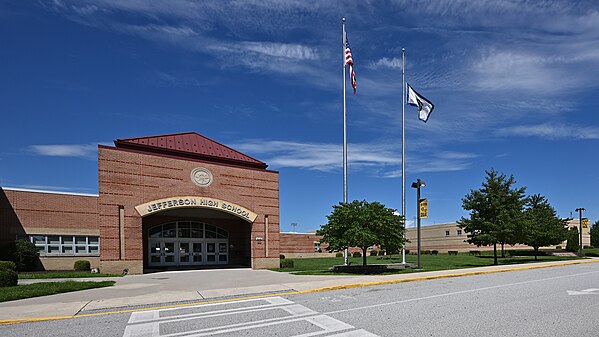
82 291 203 311
199 284 296 299
0 301 88 320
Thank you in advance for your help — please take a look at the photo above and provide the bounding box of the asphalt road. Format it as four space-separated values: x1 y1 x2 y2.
2 262 598 337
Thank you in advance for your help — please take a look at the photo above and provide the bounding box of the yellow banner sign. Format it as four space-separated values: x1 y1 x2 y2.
135 196 257 222
582 218 589 228
419 198 428 219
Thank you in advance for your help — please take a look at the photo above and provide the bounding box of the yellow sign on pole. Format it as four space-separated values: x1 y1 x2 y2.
582 218 589 228
419 198 428 219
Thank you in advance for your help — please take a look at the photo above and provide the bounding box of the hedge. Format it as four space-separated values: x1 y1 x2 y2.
0 270 18 287
74 260 91 271
0 260 16 271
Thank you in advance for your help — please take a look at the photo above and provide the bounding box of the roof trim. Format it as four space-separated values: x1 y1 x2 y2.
1 187 99 197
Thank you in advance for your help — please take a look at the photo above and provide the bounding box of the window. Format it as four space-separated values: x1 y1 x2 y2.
457 229 462 236
445 230 450 237
29 235 100 256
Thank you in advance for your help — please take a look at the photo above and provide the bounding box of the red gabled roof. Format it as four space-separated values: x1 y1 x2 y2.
114 132 268 169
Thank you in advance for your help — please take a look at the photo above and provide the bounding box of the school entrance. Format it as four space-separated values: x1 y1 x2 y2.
147 221 229 267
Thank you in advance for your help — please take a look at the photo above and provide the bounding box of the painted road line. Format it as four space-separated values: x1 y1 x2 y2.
123 297 377 337
324 269 599 316
128 297 293 324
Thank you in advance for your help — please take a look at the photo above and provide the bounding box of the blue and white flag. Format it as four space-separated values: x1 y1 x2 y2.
407 83 434 122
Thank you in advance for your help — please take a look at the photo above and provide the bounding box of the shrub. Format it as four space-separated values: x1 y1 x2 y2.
352 251 362 258
404 249 410 255
555 246 562 250
279 254 286 259
431 250 439 255
0 260 16 271
74 260 91 271
370 250 377 256
566 228 580 253
280 259 294 269
335 252 343 258
14 240 39 271
583 245 592 249
422 250 430 255
585 252 599 257
379 250 386 256
0 269 18 287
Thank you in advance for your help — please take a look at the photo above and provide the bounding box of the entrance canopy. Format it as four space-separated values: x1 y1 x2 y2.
135 196 257 223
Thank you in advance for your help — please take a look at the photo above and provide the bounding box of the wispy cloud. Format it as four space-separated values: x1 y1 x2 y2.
498 123 599 140
233 139 477 176
28 143 103 159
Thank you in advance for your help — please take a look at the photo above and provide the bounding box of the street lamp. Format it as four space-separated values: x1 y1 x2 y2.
411 179 426 269
575 208 585 257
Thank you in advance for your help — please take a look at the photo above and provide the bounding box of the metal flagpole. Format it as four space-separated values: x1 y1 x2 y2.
342 17 349 266
401 48 406 265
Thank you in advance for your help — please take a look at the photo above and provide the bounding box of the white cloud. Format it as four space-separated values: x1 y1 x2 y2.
233 139 476 176
28 143 101 159
239 42 318 60
498 123 599 140
369 57 402 70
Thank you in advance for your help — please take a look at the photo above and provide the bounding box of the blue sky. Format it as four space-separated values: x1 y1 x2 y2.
1 1 598 232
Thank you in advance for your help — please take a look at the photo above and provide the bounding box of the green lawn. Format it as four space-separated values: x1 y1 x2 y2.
277 252 582 275
19 271 122 279
0 281 116 302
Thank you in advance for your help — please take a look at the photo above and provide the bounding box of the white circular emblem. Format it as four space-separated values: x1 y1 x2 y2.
191 167 213 187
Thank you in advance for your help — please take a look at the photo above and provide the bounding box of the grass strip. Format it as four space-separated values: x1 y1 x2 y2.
19 272 121 279
277 253 582 275
0 281 115 302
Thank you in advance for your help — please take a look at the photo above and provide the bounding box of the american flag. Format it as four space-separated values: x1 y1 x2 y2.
345 36 356 94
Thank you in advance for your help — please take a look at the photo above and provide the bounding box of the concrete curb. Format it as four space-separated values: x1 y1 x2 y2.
1 258 598 326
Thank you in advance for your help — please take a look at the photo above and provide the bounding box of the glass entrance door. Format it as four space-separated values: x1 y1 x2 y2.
148 240 176 267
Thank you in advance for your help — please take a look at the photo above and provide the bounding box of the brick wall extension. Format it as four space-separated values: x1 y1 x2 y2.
98 145 280 273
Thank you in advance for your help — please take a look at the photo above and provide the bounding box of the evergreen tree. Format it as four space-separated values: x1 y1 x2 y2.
318 200 405 266
591 220 599 248
458 169 526 265
566 227 580 253
521 194 568 260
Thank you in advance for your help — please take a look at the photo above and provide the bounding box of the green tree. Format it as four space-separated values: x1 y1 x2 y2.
317 200 405 266
458 169 526 265
521 194 568 260
591 220 599 248
566 226 580 253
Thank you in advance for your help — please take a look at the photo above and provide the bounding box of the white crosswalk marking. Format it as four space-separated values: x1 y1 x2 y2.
123 297 378 337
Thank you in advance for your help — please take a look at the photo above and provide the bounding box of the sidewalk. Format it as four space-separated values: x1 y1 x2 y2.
1 258 598 322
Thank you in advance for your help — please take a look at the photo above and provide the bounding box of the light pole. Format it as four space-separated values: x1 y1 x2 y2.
575 208 585 257
411 179 426 269
291 222 298 233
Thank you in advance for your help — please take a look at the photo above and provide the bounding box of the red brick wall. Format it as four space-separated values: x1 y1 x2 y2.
280 233 328 253
98 145 279 271
0 188 98 241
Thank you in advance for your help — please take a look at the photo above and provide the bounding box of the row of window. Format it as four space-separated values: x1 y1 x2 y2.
148 221 228 239
445 229 463 237
29 235 100 255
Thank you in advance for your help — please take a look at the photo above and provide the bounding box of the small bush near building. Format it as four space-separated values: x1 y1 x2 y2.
0 269 18 287
370 250 377 256
280 254 286 259
280 259 294 269
335 252 343 258
555 246 562 250
74 260 91 271
404 249 410 254
0 261 17 271
14 240 39 272
352 252 362 258
448 251 458 255
586 252 599 257
431 250 439 255
379 250 386 256
583 245 592 249
422 250 430 255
